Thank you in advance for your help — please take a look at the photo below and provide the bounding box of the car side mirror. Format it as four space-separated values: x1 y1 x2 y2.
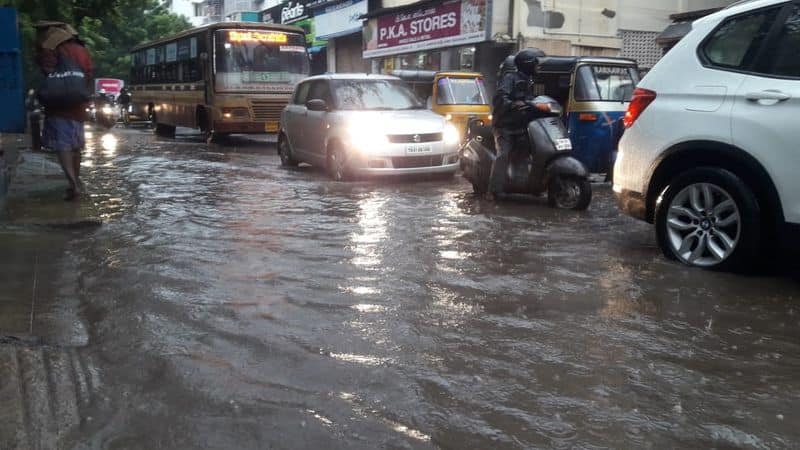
306 99 328 112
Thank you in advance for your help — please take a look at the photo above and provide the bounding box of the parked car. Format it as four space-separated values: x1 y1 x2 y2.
613 0 799 270
278 74 461 180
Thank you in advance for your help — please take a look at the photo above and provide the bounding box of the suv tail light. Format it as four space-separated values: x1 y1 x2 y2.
623 88 657 128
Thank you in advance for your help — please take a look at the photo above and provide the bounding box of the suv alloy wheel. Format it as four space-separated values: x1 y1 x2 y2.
655 167 761 271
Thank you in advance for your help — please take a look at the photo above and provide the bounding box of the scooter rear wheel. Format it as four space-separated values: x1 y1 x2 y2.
548 176 591 210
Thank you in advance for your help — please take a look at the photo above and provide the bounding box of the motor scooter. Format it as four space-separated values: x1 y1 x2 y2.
460 95 592 210
91 95 117 130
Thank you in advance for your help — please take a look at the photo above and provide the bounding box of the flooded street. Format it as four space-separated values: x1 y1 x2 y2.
3 126 800 449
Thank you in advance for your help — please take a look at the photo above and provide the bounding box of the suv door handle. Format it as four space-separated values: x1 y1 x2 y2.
745 90 791 102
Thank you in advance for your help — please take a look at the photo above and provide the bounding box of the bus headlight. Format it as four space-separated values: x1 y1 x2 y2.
443 123 460 146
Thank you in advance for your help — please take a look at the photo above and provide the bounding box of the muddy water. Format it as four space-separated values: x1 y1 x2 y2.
18 128 800 448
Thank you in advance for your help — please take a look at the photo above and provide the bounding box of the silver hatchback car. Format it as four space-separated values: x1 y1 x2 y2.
278 74 461 180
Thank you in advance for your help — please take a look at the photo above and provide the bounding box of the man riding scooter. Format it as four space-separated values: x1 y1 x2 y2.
489 48 547 199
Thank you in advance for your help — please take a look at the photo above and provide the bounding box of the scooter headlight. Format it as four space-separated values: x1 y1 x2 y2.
102 105 114 115
443 123 460 146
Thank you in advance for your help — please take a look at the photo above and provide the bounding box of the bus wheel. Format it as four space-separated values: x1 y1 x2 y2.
155 123 176 138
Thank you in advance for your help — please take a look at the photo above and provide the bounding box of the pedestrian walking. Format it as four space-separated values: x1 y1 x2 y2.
34 21 93 201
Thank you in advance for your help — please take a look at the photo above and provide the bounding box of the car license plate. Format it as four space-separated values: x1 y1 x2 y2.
555 138 572 151
265 121 280 133
405 144 432 154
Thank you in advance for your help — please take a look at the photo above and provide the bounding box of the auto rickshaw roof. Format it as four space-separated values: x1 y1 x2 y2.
390 70 484 83
537 56 639 74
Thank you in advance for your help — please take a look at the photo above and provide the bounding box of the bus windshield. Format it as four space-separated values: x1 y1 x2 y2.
214 30 309 92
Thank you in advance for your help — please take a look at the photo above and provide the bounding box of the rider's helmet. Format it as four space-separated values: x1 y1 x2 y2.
514 48 545 76
497 55 517 79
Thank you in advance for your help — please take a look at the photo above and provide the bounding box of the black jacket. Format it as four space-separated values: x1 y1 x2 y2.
492 71 535 130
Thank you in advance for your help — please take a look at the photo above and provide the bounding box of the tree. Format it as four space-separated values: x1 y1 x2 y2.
1 0 191 87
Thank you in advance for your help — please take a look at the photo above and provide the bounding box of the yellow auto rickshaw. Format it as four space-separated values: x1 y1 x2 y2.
391 70 492 139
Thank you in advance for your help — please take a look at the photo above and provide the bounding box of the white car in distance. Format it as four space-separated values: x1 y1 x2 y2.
278 74 461 181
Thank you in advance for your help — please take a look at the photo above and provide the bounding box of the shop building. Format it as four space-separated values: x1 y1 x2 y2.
361 0 514 95
260 0 367 74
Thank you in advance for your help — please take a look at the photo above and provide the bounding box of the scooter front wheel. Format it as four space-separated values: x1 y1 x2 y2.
548 176 591 210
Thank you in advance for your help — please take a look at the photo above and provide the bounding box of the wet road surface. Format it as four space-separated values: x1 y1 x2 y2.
2 126 800 449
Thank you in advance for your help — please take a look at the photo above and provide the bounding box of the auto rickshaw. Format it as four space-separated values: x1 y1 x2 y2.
391 70 492 139
533 56 640 174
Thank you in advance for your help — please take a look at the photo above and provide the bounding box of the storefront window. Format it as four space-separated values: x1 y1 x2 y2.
379 51 441 73
458 47 475 70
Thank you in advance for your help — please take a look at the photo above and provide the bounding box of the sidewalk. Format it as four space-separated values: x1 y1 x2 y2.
1 134 102 227
0 134 98 342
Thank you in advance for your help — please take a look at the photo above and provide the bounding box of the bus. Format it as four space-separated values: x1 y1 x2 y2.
129 22 310 142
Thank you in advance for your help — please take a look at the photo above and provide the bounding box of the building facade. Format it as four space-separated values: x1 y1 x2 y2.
162 0 208 26
512 0 736 68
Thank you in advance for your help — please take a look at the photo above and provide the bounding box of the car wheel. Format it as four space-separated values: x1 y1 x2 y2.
328 145 350 181
278 134 298 167
547 176 592 210
655 167 760 271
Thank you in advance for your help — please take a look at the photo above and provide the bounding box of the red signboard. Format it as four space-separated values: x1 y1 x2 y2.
364 0 487 58
377 1 461 48
95 78 124 95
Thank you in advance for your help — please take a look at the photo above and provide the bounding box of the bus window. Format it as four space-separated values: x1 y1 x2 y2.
214 30 309 92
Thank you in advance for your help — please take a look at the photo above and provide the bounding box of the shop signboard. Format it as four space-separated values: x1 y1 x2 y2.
260 0 327 47
315 0 367 39
363 0 487 58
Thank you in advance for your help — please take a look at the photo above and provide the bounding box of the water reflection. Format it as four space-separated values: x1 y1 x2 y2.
101 133 118 156
350 193 388 268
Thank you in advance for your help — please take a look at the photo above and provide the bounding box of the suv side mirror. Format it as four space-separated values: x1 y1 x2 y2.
306 99 328 111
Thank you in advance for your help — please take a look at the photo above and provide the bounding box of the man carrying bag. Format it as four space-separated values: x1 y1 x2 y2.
34 21 93 201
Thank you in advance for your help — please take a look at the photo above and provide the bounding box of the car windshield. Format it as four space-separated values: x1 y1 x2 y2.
436 77 489 105
574 65 639 102
332 79 424 110
214 30 309 92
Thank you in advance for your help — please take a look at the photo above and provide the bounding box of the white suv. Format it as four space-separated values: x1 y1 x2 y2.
614 0 800 270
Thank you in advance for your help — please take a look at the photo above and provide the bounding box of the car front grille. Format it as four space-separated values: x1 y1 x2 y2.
391 155 444 169
387 132 442 143
249 98 288 121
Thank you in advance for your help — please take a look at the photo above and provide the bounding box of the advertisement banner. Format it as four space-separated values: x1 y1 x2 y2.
363 0 487 58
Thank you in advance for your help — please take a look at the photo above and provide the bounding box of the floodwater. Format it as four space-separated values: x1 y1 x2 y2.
2 126 800 449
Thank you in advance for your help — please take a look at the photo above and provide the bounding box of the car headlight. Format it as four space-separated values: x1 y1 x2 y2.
443 123 460 145
348 122 388 152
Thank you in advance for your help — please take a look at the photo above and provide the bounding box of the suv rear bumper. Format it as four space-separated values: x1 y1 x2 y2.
614 187 648 222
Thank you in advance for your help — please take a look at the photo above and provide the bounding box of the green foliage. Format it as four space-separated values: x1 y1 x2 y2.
2 0 191 87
